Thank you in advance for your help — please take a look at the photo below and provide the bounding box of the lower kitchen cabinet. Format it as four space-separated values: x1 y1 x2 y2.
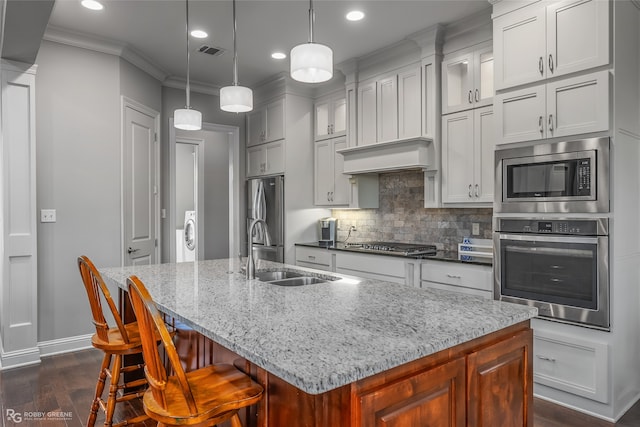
247 140 285 177
421 259 492 299
295 246 333 272
335 252 406 284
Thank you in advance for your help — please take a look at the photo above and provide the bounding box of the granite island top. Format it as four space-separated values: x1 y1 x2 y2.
100 258 535 395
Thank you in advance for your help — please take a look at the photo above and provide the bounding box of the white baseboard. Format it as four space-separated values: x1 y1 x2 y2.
37 333 94 357
0 346 41 370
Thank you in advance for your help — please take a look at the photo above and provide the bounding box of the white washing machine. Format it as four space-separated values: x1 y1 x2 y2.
177 211 196 262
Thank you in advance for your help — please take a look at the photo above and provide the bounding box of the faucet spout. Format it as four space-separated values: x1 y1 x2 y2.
247 218 270 279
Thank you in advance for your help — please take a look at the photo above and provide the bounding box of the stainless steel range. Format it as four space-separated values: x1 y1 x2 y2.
345 242 437 257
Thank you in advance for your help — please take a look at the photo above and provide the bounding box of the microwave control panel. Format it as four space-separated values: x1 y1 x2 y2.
576 158 591 194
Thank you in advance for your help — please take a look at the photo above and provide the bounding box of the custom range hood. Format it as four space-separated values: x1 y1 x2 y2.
337 136 435 174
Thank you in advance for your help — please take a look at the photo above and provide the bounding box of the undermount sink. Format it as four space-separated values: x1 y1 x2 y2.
254 270 305 282
268 276 324 286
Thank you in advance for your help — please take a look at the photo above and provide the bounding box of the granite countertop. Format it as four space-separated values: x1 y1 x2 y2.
100 258 534 395
295 241 493 266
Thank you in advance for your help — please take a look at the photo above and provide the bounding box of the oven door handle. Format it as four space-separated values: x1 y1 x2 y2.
498 234 600 245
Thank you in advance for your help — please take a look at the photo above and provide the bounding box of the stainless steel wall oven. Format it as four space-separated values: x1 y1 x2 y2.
494 217 609 330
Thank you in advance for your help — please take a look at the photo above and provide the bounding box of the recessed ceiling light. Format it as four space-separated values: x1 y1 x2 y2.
190 30 208 39
81 0 104 11
271 52 287 60
346 10 365 21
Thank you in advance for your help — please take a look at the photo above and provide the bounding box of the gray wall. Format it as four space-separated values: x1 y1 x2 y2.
202 130 230 260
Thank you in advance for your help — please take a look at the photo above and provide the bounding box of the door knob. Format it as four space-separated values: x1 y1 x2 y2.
127 247 139 254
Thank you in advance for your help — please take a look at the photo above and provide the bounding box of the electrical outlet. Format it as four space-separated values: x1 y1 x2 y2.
41 209 56 223
472 223 480 236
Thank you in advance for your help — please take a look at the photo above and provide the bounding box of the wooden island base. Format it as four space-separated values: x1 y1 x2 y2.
172 321 533 427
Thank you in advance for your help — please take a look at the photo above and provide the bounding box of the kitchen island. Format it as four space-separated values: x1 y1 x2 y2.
101 258 537 426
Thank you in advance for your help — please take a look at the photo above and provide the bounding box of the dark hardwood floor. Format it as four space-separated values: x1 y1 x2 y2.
0 348 639 427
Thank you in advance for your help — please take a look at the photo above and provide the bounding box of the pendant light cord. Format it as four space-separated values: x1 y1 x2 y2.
308 0 314 43
232 0 238 86
185 0 191 107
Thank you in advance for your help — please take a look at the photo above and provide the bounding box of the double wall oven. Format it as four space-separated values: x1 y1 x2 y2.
493 137 610 330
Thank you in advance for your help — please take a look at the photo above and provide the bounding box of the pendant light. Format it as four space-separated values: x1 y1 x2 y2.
220 0 253 113
174 0 202 130
290 0 333 83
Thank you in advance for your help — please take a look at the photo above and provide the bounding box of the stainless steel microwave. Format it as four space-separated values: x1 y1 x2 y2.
494 137 610 213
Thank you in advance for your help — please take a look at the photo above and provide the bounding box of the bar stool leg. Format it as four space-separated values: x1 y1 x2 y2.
104 354 122 427
229 414 242 427
88 353 112 427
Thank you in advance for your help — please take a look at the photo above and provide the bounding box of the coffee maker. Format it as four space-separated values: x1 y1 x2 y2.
318 217 338 247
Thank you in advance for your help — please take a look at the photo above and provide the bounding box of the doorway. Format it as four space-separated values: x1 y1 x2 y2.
169 120 241 262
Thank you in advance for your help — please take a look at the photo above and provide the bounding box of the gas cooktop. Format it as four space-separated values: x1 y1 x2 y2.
344 241 437 257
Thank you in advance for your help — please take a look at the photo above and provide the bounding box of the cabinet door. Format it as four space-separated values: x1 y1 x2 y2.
474 45 494 109
331 95 347 137
332 138 349 205
265 98 285 143
494 4 546 91
314 140 334 205
398 66 422 139
246 145 265 177
546 70 609 139
495 84 546 145
474 106 495 203
442 51 474 115
314 98 332 141
357 81 377 146
442 111 474 203
377 75 398 142
264 140 284 175
247 108 265 147
467 329 533 427
356 357 466 427
546 0 609 79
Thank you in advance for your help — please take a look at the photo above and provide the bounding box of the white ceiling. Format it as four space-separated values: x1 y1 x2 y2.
47 0 490 89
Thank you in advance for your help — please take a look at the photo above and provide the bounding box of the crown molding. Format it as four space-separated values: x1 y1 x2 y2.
1 59 37 75
162 76 220 96
407 23 445 58
43 25 169 82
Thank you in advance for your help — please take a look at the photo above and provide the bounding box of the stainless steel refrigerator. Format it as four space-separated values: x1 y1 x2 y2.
247 175 284 262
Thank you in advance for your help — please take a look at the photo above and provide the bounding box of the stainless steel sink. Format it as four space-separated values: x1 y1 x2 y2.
268 276 324 286
254 270 304 282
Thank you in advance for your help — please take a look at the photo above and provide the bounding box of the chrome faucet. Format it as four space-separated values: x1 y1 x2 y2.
247 218 271 279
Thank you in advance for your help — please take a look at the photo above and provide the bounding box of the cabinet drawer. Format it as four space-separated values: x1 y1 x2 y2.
420 260 492 292
421 281 492 299
533 330 608 403
295 247 332 268
335 252 405 282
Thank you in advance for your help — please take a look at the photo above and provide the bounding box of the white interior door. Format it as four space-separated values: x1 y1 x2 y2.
123 99 159 266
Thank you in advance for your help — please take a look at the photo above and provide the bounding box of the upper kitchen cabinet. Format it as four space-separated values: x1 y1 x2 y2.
246 140 285 178
314 137 349 206
247 97 285 147
494 0 610 91
315 92 346 141
442 41 493 115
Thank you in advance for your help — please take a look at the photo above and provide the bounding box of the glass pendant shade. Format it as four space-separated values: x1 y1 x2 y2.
174 108 202 130
220 85 253 113
290 42 333 83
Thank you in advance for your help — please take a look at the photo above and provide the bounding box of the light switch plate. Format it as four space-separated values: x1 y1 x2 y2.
41 209 56 223
472 223 480 235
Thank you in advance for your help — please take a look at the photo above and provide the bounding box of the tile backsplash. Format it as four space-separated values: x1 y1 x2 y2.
332 171 492 252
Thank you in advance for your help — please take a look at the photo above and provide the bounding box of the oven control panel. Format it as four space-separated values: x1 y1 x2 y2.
497 218 607 236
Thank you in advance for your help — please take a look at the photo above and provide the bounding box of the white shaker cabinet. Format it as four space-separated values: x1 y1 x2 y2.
420 260 492 299
314 93 346 141
247 98 285 147
314 137 349 206
494 0 609 91
357 81 377 146
442 106 494 204
442 42 494 115
246 140 285 177
295 246 333 272
495 70 609 145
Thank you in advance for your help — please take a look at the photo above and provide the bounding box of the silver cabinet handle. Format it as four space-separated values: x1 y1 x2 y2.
548 54 554 73
446 274 462 279
537 355 556 363
475 184 479 197
548 114 554 133
468 184 472 197
539 116 544 134
327 124 330 134
539 56 544 75
468 90 473 104
475 89 479 103
330 191 334 202
127 247 139 254
327 191 331 201
308 255 316 260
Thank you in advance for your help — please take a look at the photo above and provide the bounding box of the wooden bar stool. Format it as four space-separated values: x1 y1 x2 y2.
127 275 264 427
77 256 151 427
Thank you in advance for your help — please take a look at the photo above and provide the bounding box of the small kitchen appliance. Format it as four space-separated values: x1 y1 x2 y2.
318 217 338 247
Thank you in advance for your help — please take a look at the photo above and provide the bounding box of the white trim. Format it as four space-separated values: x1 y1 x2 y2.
0 346 41 371
37 334 93 357
162 76 220 96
